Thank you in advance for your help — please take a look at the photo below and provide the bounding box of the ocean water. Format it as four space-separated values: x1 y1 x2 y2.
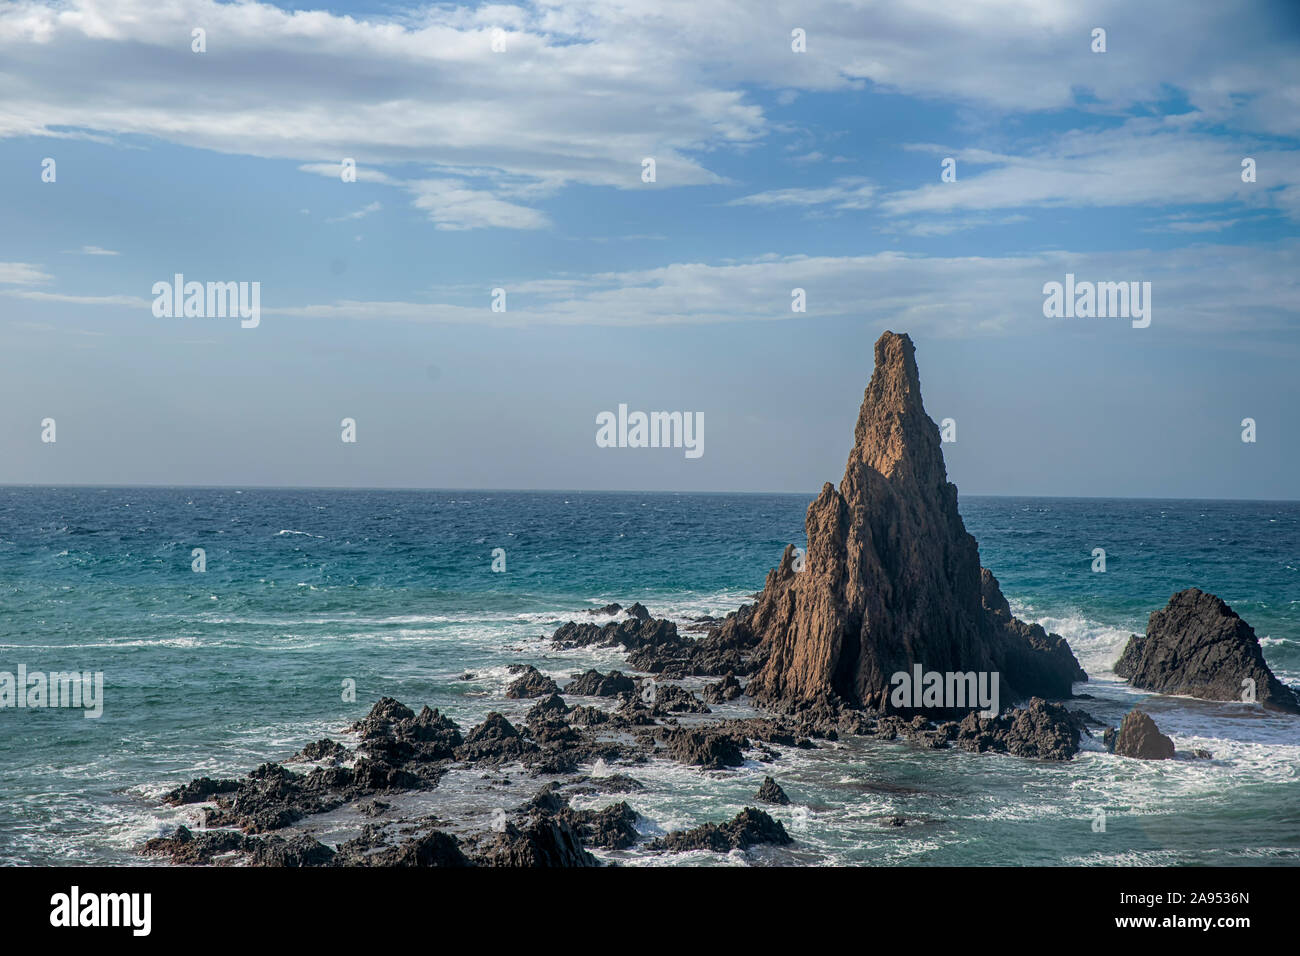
0 487 1297 866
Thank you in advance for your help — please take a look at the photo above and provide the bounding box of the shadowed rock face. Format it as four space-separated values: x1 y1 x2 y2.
1116 589 1300 713
1107 709 1176 760
745 331 1085 712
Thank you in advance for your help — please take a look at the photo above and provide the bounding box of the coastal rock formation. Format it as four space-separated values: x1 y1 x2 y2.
738 331 1085 712
646 808 792 854
565 669 636 697
1105 709 1176 760
703 674 744 703
755 776 790 805
951 697 1083 761
1115 589 1300 713
662 728 745 769
506 665 559 699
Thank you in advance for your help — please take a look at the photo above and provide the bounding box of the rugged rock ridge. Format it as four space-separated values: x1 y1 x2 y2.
740 331 1085 712
1116 588 1300 713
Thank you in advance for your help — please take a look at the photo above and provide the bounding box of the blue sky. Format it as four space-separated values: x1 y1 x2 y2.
1 0 1298 497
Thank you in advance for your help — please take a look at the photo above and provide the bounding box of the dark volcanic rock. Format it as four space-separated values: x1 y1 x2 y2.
163 776 240 806
552 613 686 655
459 712 538 763
663 728 745 769
565 669 637 697
743 332 1085 712
568 801 640 850
703 674 745 704
506 665 560 699
652 683 711 715
569 774 646 795
141 826 335 867
1109 709 1176 760
351 697 415 739
334 827 471 867
352 699 464 764
248 833 336 867
476 818 599 867
291 739 349 765
953 698 1082 761
755 776 791 805
1115 589 1300 713
626 602 651 620
140 826 251 865
587 603 623 615
526 693 570 722
647 808 792 854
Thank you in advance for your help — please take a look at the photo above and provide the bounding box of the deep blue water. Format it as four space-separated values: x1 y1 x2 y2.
1 487 1297 865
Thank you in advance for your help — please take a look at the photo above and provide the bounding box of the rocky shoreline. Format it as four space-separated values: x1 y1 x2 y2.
138 599 1094 867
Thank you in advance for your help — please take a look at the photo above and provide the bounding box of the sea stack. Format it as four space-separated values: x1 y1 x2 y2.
1116 588 1300 713
744 331 1085 712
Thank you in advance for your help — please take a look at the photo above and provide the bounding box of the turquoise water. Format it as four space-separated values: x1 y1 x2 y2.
0 487 1297 865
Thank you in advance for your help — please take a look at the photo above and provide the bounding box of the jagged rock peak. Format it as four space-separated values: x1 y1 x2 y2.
744 330 1084 711
849 330 943 485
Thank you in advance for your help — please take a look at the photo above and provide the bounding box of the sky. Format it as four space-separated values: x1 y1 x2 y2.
1 0 1298 498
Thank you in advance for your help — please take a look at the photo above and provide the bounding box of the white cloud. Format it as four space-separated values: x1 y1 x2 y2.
732 120 1300 228
2 0 1296 233
64 245 120 256
880 122 1300 219
729 177 876 211
0 262 52 284
4 290 150 307
14 239 1298 336
254 240 1299 335
326 201 381 223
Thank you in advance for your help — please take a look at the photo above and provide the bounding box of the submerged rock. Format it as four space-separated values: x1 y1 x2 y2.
1115 589 1300 713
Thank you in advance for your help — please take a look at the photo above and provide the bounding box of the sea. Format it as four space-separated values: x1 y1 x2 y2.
1 487 1297 866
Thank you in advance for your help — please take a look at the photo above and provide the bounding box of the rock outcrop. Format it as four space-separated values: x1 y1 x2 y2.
739 331 1084 713
1106 709 1176 760
505 665 559 699
646 808 792 854
1115 589 1300 713
755 776 790 805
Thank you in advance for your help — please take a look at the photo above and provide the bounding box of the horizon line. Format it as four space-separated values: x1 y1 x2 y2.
1 482 1297 505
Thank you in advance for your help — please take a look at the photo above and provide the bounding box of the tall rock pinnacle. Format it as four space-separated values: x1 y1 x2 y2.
745 331 1085 712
